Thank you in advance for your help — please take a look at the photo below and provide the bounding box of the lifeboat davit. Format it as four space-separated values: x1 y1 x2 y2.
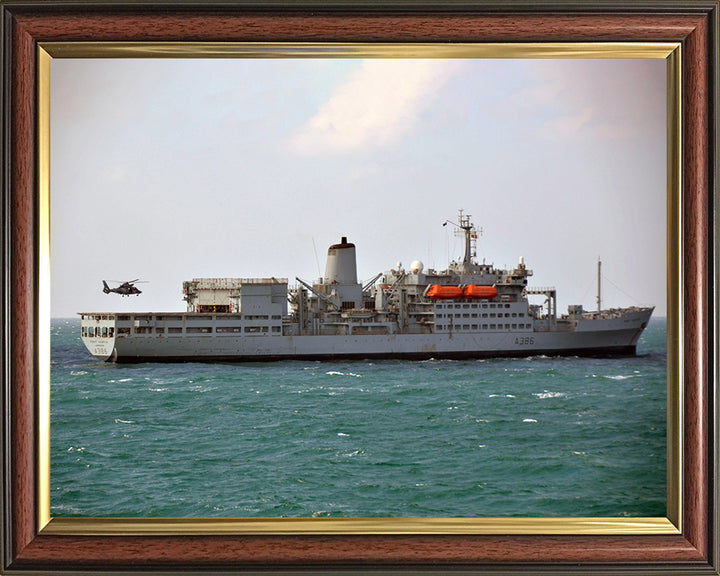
463 285 498 299
426 285 463 299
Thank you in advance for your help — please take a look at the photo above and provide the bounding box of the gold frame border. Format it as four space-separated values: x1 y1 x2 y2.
37 41 682 536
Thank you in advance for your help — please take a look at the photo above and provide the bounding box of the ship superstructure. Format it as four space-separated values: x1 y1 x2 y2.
80 211 654 363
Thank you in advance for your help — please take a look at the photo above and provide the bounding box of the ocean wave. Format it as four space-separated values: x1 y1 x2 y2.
522 418 538 423
533 390 567 399
114 419 136 424
604 375 635 380
70 370 88 376
489 394 516 398
325 371 362 378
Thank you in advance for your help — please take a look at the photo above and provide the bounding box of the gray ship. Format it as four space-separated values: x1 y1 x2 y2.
80 211 654 362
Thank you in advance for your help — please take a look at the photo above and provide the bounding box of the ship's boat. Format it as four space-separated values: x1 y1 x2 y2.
426 285 463 299
463 285 498 299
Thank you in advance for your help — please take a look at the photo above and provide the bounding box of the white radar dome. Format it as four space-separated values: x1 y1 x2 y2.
410 260 424 274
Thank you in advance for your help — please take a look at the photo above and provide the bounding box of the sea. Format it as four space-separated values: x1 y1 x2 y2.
50 317 667 518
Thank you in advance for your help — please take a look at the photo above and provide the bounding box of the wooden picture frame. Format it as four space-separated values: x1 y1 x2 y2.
2 1 717 573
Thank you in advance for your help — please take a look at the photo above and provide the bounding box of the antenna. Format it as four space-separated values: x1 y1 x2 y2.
312 238 322 279
596 257 602 312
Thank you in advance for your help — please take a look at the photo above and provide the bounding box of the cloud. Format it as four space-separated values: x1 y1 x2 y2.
287 59 462 155
495 59 666 142
540 106 595 138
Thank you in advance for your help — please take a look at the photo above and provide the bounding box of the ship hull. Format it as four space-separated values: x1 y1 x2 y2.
82 311 650 363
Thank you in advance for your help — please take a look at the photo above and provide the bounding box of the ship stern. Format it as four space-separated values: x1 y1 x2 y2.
79 313 117 362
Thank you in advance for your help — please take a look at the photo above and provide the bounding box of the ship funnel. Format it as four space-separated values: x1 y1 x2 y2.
324 237 358 284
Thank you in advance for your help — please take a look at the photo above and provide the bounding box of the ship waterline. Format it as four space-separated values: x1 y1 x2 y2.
80 210 653 363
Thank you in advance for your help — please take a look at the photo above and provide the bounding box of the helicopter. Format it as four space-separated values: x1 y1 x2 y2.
102 279 147 296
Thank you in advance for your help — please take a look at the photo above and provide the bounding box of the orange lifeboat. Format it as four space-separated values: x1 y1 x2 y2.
462 285 498 299
426 285 463 299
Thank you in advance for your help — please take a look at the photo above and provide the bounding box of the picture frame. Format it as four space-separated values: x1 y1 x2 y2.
2 1 717 573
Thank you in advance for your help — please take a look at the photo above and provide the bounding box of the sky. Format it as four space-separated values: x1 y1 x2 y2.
50 56 667 317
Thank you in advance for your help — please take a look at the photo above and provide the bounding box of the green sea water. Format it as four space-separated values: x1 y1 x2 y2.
50 317 667 518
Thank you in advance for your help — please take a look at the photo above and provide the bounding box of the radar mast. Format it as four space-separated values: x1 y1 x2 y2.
443 209 481 272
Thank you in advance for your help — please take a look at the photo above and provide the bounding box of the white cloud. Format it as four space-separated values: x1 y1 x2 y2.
287 59 462 155
541 106 595 138
495 59 665 143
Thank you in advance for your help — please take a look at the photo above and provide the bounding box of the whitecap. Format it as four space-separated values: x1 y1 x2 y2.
522 418 538 423
114 418 135 424
70 371 88 376
604 375 634 380
325 371 362 378
149 388 168 392
533 390 567 399
337 432 350 437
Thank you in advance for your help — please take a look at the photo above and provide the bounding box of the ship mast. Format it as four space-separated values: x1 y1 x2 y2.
443 209 480 273
596 258 602 312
